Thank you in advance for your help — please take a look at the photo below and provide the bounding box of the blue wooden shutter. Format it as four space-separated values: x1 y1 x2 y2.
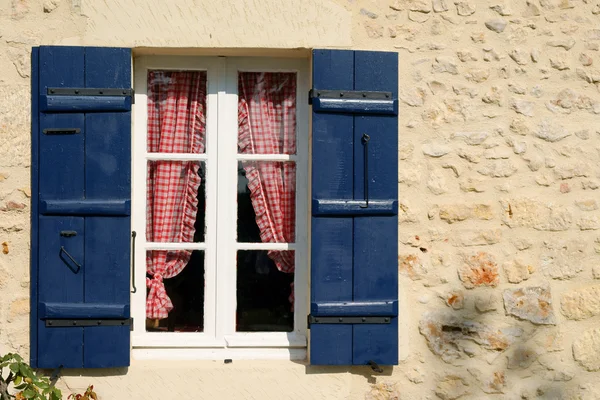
30 46 132 368
309 49 399 366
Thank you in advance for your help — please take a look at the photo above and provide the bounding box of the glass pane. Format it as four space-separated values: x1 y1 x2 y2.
238 72 297 155
147 70 207 153
146 250 205 332
236 250 294 332
237 161 296 243
146 161 206 243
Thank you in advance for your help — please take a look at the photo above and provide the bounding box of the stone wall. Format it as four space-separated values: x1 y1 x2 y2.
1 0 600 399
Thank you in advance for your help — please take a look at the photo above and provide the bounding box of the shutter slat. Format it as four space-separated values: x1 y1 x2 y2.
311 97 397 115
352 51 399 366
312 199 397 216
310 49 399 366
30 46 40 368
40 199 131 216
37 46 87 369
39 303 129 319
82 47 132 369
41 95 132 112
311 300 397 317
310 49 355 365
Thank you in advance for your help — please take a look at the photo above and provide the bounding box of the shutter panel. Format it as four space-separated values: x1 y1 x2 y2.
30 46 132 368
309 49 399 366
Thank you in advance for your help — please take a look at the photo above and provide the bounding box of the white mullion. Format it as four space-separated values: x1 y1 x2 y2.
235 243 296 251
235 154 297 162
215 57 238 340
203 60 219 341
144 242 207 251
146 153 208 161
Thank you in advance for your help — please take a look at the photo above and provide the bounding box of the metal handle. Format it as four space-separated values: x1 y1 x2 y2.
131 231 137 293
60 246 81 273
360 133 371 208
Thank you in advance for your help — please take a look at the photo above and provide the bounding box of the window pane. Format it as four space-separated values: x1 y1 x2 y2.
236 250 294 332
147 70 207 154
146 250 205 332
237 161 295 243
146 161 206 243
238 72 296 155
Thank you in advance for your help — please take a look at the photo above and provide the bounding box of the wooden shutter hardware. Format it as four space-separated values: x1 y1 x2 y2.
309 89 392 101
46 318 133 328
47 87 134 98
308 316 391 326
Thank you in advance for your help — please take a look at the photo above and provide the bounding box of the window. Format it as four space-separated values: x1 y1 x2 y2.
131 56 309 358
31 47 399 368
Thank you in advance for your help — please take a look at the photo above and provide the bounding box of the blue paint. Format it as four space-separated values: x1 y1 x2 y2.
82 47 132 369
312 199 397 216
310 49 355 366
31 46 131 369
30 47 40 368
310 50 399 366
40 95 132 113
311 301 397 317
311 97 398 115
40 199 131 216
39 303 130 319
352 51 399 366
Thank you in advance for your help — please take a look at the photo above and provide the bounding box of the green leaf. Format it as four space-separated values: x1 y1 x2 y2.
19 364 29 378
14 383 27 390
13 354 23 362
50 392 61 400
9 362 19 373
14 375 22 385
37 381 49 390
23 387 36 399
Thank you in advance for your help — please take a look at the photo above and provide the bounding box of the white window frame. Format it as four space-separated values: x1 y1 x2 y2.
131 55 309 360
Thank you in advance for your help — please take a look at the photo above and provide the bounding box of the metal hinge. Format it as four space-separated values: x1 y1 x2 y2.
308 89 392 105
46 318 133 330
307 315 391 327
47 88 135 104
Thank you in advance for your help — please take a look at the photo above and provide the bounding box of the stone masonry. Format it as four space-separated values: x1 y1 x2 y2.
2 0 600 399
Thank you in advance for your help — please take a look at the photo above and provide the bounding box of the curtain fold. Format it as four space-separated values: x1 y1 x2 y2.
146 71 207 320
238 72 297 306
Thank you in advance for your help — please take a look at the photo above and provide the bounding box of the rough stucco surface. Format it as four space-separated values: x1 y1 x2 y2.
2 0 600 398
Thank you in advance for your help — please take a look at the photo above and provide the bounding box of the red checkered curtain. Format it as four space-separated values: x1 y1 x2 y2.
146 71 207 320
238 72 296 277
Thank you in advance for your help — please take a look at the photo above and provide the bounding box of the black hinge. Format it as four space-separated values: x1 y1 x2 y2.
308 89 392 105
46 318 133 330
307 315 391 327
47 88 135 104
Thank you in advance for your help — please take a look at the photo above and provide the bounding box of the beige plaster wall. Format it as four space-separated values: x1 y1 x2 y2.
2 0 600 398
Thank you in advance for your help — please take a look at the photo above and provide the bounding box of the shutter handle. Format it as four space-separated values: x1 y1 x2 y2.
131 231 137 293
360 133 371 208
60 246 81 273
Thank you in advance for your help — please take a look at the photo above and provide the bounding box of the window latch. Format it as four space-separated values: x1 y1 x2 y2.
131 231 137 293
360 133 370 208
59 246 81 273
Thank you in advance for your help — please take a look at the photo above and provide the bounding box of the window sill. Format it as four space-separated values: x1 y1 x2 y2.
224 332 307 348
132 332 307 348
132 347 306 361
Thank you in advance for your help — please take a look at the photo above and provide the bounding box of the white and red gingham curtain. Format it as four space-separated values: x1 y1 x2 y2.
238 72 297 303
146 71 207 320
